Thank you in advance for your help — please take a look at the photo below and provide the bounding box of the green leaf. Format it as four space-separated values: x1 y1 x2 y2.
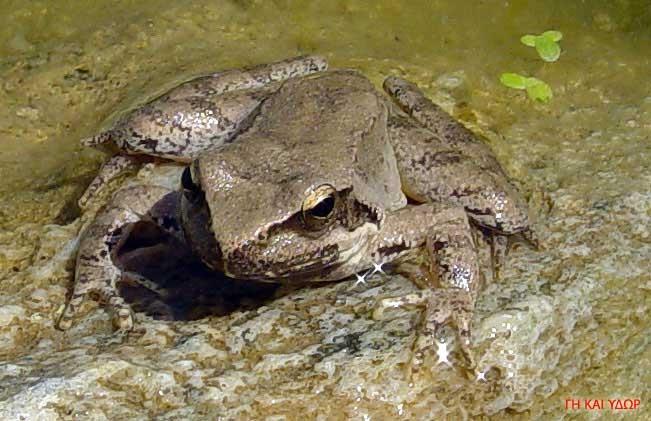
534 36 561 62
520 35 537 47
524 78 553 103
542 30 563 42
500 73 528 90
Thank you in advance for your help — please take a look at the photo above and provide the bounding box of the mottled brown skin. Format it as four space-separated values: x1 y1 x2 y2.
78 56 328 209
60 57 533 373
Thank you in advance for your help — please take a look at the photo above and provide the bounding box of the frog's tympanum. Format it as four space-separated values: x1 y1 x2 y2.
59 56 534 370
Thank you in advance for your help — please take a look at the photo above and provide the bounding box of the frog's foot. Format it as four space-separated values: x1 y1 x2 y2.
485 226 541 280
78 154 141 210
490 233 509 280
375 287 475 377
470 226 507 281
57 270 134 331
58 229 138 332
520 227 541 251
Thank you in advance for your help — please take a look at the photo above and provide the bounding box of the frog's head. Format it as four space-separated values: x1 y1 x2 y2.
181 166 384 281
180 71 406 281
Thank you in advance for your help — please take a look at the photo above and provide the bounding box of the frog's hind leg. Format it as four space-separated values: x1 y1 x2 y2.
387 107 530 234
384 78 532 274
383 76 499 167
94 56 329 161
57 185 173 331
78 154 142 210
162 55 328 101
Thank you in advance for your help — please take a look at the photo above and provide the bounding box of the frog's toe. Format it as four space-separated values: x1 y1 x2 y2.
56 289 88 330
424 289 475 365
56 305 77 331
80 130 113 147
114 306 134 331
372 291 428 320
57 279 135 332
489 233 509 280
103 287 135 331
521 227 541 251
405 309 475 380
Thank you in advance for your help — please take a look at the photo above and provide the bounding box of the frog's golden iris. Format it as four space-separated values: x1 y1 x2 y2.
301 184 338 231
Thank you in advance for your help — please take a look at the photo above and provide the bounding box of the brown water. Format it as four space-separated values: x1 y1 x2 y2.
1 1 650 419
1 0 649 230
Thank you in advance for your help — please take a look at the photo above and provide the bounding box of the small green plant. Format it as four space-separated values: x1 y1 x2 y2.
500 29 562 103
500 73 552 103
520 30 563 62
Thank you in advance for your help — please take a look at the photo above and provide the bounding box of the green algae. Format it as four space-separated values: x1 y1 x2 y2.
1 1 650 419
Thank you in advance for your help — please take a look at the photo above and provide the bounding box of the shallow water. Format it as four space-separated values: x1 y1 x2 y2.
1 1 650 228
1 1 650 419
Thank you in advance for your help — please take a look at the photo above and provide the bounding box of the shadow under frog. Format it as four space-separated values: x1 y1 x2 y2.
58 56 536 372
110 191 280 322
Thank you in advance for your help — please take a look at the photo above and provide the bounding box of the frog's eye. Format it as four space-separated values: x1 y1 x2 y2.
182 166 201 201
301 184 338 231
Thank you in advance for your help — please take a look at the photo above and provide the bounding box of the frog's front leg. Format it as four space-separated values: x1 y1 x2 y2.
372 204 480 371
57 185 174 331
78 154 142 209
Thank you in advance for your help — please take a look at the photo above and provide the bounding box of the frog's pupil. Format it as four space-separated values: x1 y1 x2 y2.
310 196 335 218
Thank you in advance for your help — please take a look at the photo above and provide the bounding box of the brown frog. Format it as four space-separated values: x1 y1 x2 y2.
59 56 534 370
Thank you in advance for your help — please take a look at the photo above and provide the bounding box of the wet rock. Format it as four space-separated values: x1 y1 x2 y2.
2 163 648 418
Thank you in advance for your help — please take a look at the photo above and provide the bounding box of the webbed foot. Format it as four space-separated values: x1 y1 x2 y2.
371 203 481 379
374 287 476 378
57 264 134 331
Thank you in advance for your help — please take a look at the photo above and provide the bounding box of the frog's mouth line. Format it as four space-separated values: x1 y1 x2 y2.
247 222 378 282
216 221 375 283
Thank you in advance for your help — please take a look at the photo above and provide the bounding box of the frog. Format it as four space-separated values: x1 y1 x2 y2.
58 56 534 371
